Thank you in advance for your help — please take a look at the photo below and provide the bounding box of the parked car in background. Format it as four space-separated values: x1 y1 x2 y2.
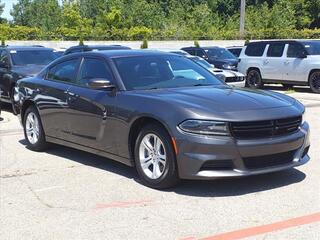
64 45 131 55
0 46 57 112
181 46 239 71
16 50 310 189
238 40 320 93
227 46 243 57
154 49 190 56
53 48 66 59
186 55 245 87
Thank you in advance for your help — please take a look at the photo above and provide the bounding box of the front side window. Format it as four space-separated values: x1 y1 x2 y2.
47 59 79 83
301 41 320 55
195 49 206 58
10 50 56 65
267 43 285 57
287 43 305 58
78 58 113 86
0 50 9 67
114 55 222 90
205 48 237 60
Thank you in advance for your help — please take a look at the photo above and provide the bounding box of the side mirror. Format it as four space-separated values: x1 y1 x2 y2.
298 50 307 59
87 78 115 90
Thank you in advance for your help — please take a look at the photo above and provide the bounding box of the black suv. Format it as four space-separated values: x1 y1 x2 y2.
181 46 239 71
64 45 131 55
0 46 57 110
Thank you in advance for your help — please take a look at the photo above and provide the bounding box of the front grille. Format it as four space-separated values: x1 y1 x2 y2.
243 150 297 169
225 76 244 82
230 116 302 139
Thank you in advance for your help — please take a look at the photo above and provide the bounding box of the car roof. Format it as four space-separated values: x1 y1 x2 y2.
67 45 130 50
0 45 53 51
247 40 320 45
65 50 178 59
182 46 225 50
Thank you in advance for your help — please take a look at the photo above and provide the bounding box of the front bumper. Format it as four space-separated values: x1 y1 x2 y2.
176 122 310 179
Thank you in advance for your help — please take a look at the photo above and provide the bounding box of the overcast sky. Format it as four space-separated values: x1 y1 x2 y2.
2 0 18 20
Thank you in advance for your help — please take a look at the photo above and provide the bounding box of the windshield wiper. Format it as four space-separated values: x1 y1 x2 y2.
192 83 214 87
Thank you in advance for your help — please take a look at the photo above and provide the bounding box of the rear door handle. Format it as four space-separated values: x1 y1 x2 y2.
284 60 290 65
263 60 269 64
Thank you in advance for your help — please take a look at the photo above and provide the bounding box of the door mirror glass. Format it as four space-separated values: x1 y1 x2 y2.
88 78 115 90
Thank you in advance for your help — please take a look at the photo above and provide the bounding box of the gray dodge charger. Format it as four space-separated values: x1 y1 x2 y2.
15 50 310 189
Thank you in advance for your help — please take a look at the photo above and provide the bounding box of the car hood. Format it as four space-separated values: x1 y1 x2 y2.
12 65 46 77
132 86 297 115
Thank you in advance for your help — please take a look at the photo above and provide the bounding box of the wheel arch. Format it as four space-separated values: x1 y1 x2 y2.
21 99 39 123
128 116 173 162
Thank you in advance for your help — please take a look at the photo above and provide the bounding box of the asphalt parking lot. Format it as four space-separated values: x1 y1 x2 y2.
0 86 319 240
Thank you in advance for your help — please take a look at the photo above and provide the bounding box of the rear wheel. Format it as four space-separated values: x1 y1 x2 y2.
134 123 179 189
23 105 47 151
246 69 264 88
309 71 320 93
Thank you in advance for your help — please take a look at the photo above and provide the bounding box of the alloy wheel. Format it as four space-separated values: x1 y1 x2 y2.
139 133 166 180
310 72 320 93
25 112 40 144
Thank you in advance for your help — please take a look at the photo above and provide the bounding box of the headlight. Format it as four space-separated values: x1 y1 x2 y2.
178 120 229 136
222 64 232 69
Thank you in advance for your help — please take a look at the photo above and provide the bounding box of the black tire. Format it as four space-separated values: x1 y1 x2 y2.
246 69 264 88
282 84 294 89
134 123 179 189
309 71 320 94
23 105 47 151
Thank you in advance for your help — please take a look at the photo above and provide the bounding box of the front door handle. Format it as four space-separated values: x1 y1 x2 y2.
263 60 269 64
284 60 290 65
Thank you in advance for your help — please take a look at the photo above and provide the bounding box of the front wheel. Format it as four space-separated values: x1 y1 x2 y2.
23 105 47 151
309 71 320 93
134 124 179 189
246 69 264 88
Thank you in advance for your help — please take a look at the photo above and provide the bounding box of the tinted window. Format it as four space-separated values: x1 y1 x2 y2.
267 43 285 57
301 41 320 55
183 49 195 55
195 49 206 58
205 48 236 60
245 42 267 57
47 59 79 83
0 50 9 66
228 48 242 57
287 43 305 58
114 55 222 90
78 58 113 86
10 50 56 65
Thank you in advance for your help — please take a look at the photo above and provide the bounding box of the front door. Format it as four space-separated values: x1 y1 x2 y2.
67 57 118 153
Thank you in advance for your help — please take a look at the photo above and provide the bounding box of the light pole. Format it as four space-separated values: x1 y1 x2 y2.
240 0 246 39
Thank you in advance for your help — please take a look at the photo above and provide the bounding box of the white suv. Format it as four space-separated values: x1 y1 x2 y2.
238 40 320 93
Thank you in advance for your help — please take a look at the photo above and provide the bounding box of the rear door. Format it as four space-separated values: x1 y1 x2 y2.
40 58 81 140
67 57 118 153
261 42 285 80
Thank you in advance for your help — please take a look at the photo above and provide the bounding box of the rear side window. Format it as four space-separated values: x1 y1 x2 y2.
195 49 206 58
78 58 113 86
287 43 305 58
267 43 285 57
183 49 195 55
47 59 79 83
245 43 266 57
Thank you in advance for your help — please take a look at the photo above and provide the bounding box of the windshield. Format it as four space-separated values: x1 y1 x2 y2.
302 41 320 55
191 57 212 69
205 48 237 60
10 50 57 65
114 55 223 90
